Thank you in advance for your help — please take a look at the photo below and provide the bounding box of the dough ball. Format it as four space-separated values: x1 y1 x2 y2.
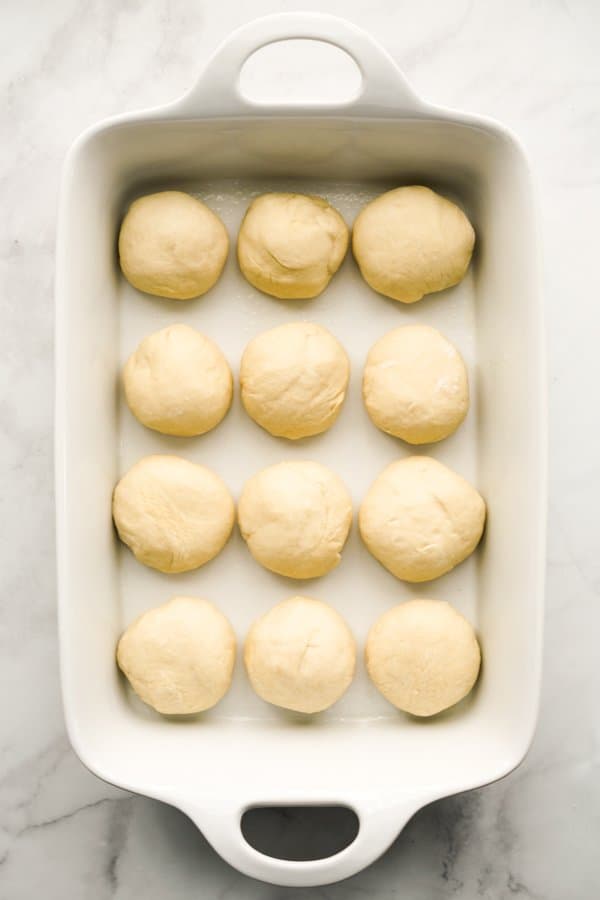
238 461 352 579
118 191 229 300
237 193 349 299
363 325 469 444
240 322 350 439
113 455 234 573
123 324 232 437
117 596 236 715
352 186 475 303
366 599 481 716
359 456 485 582
244 596 356 713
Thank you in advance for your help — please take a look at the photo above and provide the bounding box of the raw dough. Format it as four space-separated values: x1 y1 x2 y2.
117 596 236 715
112 455 234 573
352 186 475 303
366 599 481 716
118 191 229 299
359 456 485 582
238 461 352 579
123 324 232 436
244 595 356 713
240 321 350 439
363 325 469 444
237 193 349 299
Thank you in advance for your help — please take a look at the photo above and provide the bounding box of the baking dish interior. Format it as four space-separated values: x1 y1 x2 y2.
57 113 543 809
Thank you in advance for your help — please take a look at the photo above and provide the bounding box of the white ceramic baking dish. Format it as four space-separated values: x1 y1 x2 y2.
55 13 546 887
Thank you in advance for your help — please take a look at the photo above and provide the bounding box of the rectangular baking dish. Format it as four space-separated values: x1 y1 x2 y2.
55 13 546 888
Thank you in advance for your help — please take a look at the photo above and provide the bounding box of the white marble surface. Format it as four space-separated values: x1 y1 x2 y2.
1 0 599 896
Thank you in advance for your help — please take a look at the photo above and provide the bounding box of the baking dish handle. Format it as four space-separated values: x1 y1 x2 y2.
172 12 423 118
183 794 422 887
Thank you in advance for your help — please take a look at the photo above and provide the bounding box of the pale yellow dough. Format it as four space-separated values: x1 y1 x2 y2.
238 461 352 579
117 596 236 715
237 193 349 299
363 325 469 444
112 455 234 574
118 191 229 299
244 596 356 713
352 186 475 303
123 324 232 436
359 456 485 582
240 321 350 439
366 599 481 716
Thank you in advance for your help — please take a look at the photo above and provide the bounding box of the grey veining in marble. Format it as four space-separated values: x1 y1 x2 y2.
1 0 599 897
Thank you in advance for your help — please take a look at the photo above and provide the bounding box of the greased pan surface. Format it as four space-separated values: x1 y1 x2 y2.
55 13 546 887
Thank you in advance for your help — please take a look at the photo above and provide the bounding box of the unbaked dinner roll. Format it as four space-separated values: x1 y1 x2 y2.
352 186 475 303
117 596 236 715
237 193 349 299
240 321 350 439
366 599 481 716
112 455 234 574
363 325 469 444
244 595 356 713
118 191 229 299
123 324 232 436
238 461 352 579
359 456 485 582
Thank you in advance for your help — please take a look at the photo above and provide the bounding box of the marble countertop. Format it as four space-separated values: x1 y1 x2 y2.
2 0 598 897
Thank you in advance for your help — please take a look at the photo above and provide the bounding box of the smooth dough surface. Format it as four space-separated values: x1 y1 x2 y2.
113 455 234 574
363 325 469 444
359 456 485 582
366 599 481 716
238 461 352 579
240 321 350 439
237 193 349 299
118 191 229 299
117 596 236 715
244 596 356 713
352 186 475 303
123 324 232 436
